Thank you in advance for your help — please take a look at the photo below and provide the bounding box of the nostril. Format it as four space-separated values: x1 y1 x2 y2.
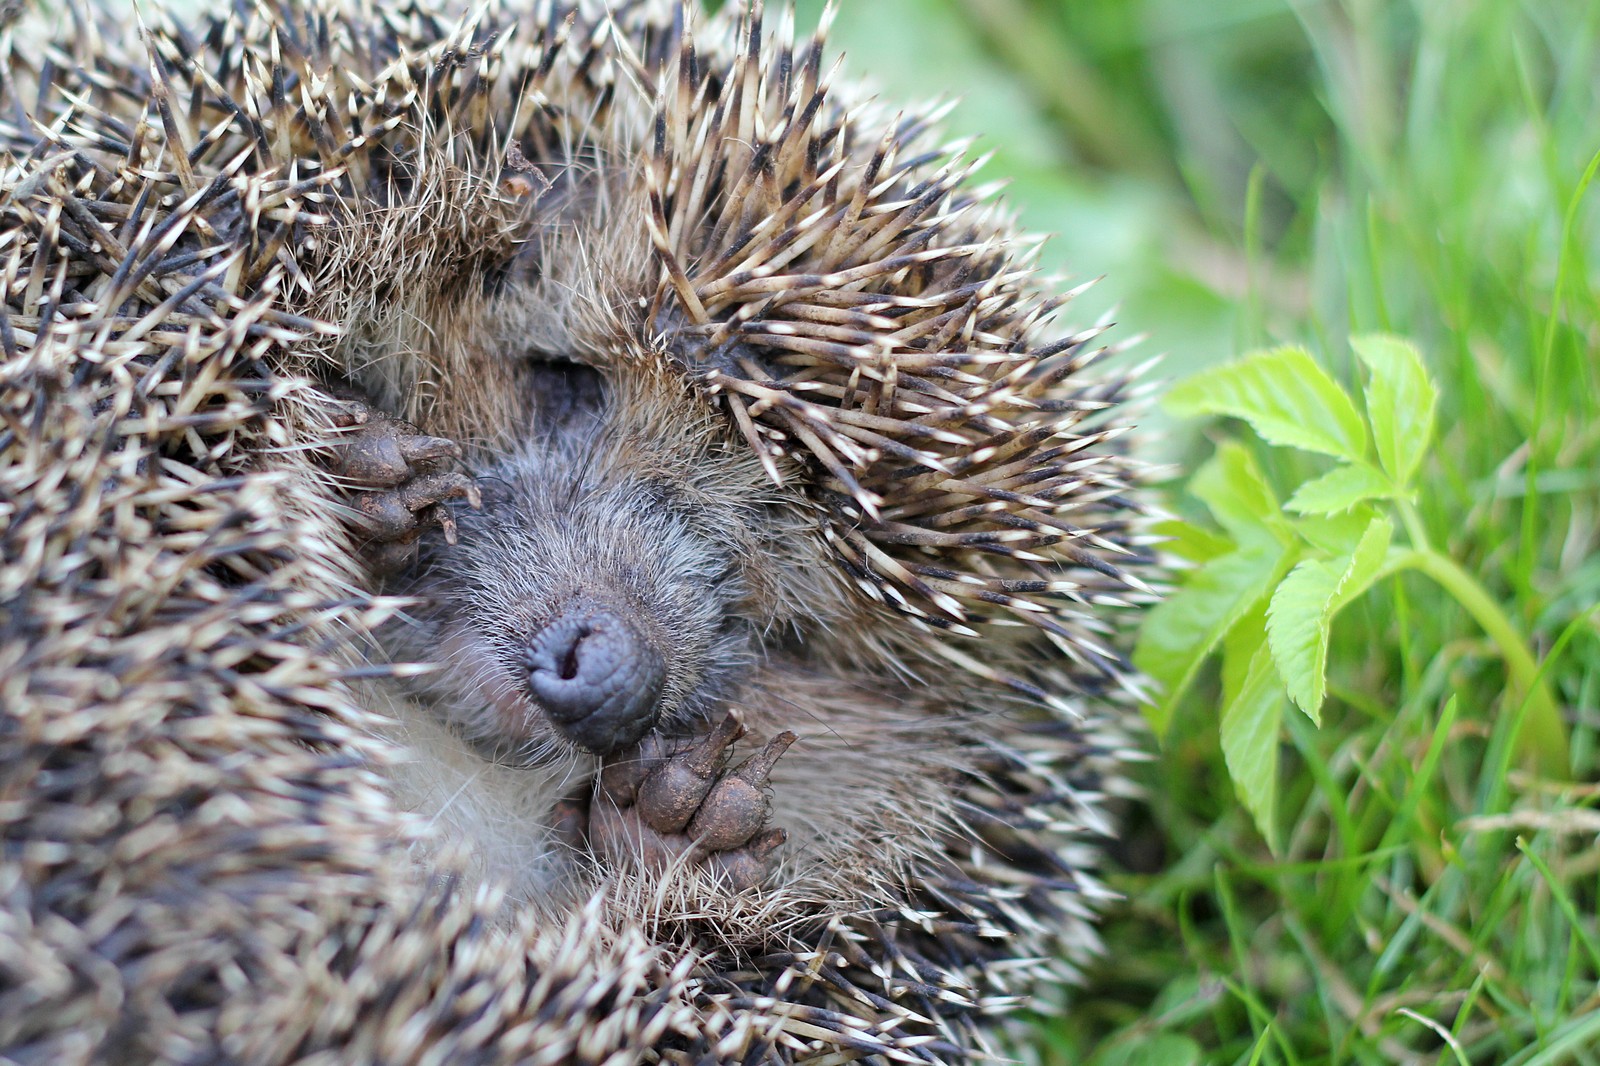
558 630 586 681
522 606 665 756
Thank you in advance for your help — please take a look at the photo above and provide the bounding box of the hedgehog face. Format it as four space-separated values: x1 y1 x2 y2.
400 358 792 760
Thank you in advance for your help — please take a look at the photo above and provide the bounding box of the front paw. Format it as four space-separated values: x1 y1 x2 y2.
580 713 795 892
328 400 482 572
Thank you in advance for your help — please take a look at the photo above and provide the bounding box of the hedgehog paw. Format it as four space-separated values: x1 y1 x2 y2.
583 713 794 892
328 401 482 572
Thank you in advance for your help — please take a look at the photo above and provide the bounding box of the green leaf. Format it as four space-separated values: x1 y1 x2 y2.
1266 517 1394 723
1134 543 1286 737
1220 613 1285 853
1293 505 1380 556
1286 462 1393 514
1352 334 1438 487
1189 440 1281 545
1330 515 1393 611
1167 346 1368 461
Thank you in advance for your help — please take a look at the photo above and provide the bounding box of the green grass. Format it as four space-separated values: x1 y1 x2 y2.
793 0 1600 1062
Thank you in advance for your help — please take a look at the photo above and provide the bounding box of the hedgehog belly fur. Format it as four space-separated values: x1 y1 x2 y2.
362 680 590 911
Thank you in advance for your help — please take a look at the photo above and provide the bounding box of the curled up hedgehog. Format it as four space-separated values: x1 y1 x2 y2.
0 0 1159 1062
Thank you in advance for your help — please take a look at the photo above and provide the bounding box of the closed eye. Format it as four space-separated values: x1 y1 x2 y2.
527 357 607 434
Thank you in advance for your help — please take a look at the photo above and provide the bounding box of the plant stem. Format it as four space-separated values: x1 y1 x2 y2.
1390 546 1569 777
1396 497 1432 553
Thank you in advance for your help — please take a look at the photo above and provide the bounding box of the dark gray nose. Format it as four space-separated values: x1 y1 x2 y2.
523 606 665 755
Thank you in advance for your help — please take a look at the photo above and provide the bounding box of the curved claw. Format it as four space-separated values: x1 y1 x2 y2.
398 471 482 514
397 432 463 467
733 731 796 787
328 399 373 429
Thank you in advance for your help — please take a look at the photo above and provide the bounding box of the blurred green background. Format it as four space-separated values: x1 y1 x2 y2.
782 2 1600 1064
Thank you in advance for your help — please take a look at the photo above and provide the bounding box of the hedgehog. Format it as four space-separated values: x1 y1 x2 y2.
0 1 1157 1062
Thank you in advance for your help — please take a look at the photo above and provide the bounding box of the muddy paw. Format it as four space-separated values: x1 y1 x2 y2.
582 713 795 892
328 400 482 572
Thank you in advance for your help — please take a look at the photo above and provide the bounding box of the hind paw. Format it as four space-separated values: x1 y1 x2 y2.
329 401 481 572
580 712 794 891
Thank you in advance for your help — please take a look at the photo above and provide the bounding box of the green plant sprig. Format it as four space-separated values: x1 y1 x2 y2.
1135 335 1569 851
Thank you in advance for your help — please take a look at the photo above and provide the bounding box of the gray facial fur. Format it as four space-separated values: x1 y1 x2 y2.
389 363 762 761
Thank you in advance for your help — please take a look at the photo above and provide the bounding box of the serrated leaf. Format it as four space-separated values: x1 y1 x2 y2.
1286 462 1393 514
1267 560 1342 722
1294 505 1380 555
1266 517 1395 722
1337 516 1394 611
1189 440 1280 545
1220 613 1285 853
1134 543 1285 737
1167 346 1368 461
1353 334 1437 487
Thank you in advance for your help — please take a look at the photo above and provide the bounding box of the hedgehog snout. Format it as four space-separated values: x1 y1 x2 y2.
522 604 665 755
